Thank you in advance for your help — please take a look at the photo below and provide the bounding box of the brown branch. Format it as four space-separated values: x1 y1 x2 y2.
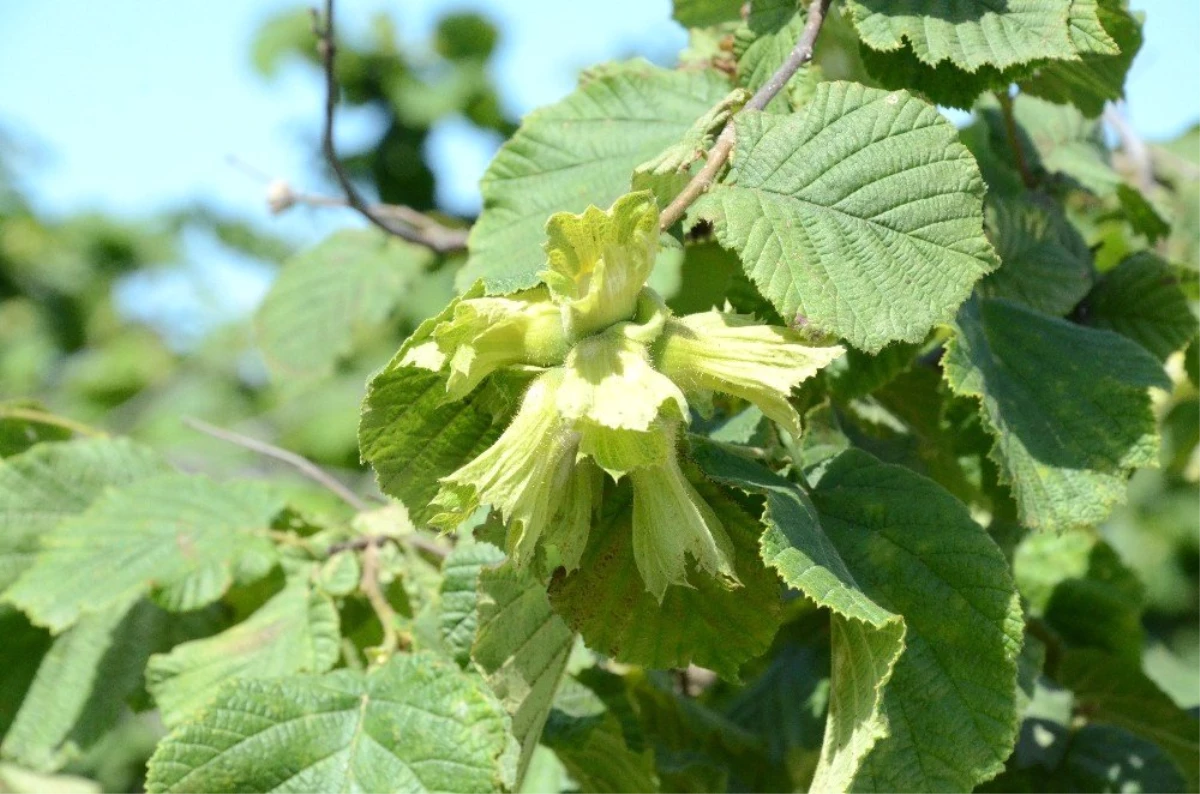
996 91 1037 190
327 532 449 561
310 1 469 254
658 0 833 231
183 417 369 511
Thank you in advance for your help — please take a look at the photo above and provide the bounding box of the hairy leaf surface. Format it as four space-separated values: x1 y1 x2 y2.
146 653 516 793
695 82 996 351
462 62 732 293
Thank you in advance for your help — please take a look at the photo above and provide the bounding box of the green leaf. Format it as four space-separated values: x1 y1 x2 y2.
0 438 167 593
145 653 517 794
943 296 1170 531
673 0 742 27
5 475 282 631
733 0 810 113
473 564 575 785
1083 252 1199 361
460 61 733 293
846 0 1081 70
0 764 101 794
1014 532 1143 660
548 475 782 680
438 541 506 666
145 567 341 727
0 404 71 458
694 82 997 352
1057 650 1200 791
724 627 830 788
1 600 168 772
695 443 1023 792
255 230 435 380
1006 94 1122 195
1116 183 1171 244
979 195 1093 316
1020 0 1142 118
1052 724 1187 793
0 608 52 737
542 675 659 793
359 287 519 525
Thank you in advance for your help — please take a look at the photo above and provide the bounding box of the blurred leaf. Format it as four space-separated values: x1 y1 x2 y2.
1058 649 1200 790
1 600 171 772
255 230 435 381
5 475 283 631
145 564 341 727
0 438 166 593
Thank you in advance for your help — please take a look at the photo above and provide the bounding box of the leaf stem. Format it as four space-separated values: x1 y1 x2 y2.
311 1 469 253
658 0 833 231
360 540 403 659
996 90 1037 189
183 416 369 511
0 406 106 438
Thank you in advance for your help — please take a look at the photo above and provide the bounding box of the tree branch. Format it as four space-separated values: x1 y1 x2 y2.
1104 103 1154 193
658 0 833 231
311 1 469 254
327 532 449 561
183 416 369 511
996 91 1037 190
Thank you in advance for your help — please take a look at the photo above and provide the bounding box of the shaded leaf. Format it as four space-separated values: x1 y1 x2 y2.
473 563 575 783
548 475 782 680
145 566 341 726
438 541 505 666
1057 650 1200 791
943 297 1169 531
979 195 1093 316
1084 252 1198 362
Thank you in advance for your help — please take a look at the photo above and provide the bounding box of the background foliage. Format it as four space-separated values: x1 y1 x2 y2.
0 1 1196 792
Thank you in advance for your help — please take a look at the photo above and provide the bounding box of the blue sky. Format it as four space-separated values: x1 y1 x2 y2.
0 1 1196 337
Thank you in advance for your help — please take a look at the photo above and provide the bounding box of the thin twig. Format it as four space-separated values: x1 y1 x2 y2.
996 91 1037 190
183 416 368 511
1104 103 1154 193
327 532 449 560
658 0 833 231
0 407 106 438
311 1 469 253
360 541 403 658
